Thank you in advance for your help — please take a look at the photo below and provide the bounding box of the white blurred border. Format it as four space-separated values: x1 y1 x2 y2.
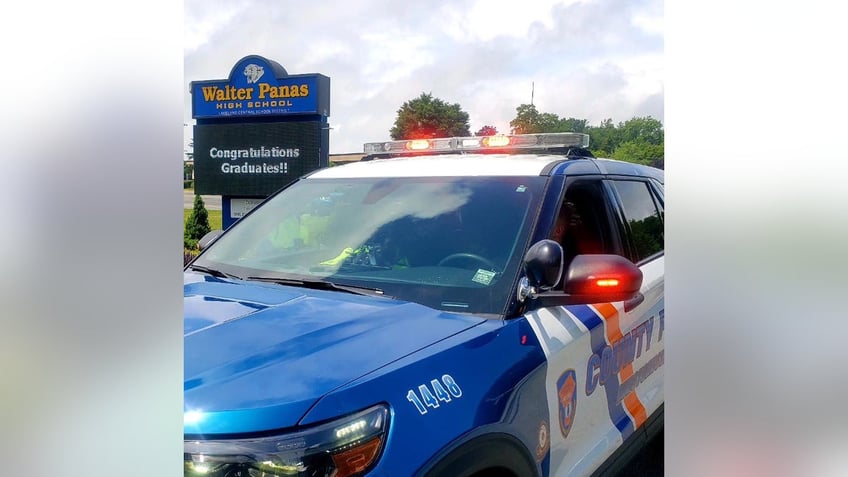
667 0 848 475
3 0 848 476
0 2 183 476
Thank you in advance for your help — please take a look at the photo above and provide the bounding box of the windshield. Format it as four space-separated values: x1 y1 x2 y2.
194 175 546 315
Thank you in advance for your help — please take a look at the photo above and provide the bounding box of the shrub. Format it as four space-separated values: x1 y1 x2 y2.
184 248 199 266
185 195 211 249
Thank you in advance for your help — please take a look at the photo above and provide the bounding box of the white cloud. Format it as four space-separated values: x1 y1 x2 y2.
615 53 664 105
632 12 664 36
459 0 579 41
184 1 250 53
360 31 437 86
184 0 664 154
302 39 354 65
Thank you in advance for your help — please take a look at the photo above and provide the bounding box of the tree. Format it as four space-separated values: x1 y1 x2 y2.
510 104 543 134
475 125 498 136
506 105 665 165
185 139 194 161
390 93 471 140
558 117 589 134
611 141 664 166
536 112 562 133
617 116 664 145
586 118 616 157
185 195 212 249
587 116 664 160
510 105 588 135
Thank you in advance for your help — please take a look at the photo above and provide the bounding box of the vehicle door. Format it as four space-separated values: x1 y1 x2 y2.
523 176 664 476
604 177 665 428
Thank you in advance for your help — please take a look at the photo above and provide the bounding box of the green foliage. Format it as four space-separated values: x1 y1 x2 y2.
510 104 543 133
184 208 222 231
184 195 211 249
586 118 616 157
184 248 199 266
616 116 664 145
509 104 590 134
390 93 471 140
185 139 194 161
505 105 664 166
475 125 498 136
588 117 663 162
559 117 589 134
628 214 664 259
610 141 664 166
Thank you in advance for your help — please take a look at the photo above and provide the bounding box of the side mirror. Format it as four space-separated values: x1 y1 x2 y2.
522 239 564 290
561 254 643 303
198 229 224 251
519 247 643 307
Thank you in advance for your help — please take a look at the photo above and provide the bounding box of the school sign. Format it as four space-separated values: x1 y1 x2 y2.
191 55 330 227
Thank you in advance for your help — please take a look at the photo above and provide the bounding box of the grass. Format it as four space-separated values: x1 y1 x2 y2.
184 189 222 230
184 208 223 231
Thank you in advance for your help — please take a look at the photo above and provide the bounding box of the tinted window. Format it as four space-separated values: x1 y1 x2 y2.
551 180 617 262
611 180 664 261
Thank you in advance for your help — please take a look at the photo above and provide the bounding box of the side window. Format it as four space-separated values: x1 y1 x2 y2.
550 180 618 264
610 180 664 262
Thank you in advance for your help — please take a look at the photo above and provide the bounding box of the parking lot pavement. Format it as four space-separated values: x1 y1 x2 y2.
184 190 221 210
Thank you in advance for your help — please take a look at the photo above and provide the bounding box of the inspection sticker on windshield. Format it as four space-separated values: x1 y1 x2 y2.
472 269 496 285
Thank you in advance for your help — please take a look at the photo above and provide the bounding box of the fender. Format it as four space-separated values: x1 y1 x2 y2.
417 432 539 477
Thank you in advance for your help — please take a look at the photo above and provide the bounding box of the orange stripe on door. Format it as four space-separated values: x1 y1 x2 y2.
592 302 648 429
624 393 648 427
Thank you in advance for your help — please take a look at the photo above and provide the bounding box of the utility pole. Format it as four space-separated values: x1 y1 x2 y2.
531 81 535 106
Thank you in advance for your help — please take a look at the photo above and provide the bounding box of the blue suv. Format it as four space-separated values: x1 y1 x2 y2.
184 132 664 477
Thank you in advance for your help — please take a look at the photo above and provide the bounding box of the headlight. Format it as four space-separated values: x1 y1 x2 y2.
184 404 389 477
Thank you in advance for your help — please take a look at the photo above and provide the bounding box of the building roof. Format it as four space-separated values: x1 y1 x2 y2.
329 153 365 164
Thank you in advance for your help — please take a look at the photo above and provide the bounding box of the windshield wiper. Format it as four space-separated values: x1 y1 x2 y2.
188 264 242 280
245 276 387 297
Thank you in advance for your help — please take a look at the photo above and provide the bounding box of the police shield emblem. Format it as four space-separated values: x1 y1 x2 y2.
556 369 578 439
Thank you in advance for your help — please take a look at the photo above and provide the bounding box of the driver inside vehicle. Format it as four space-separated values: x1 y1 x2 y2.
550 198 598 269
318 217 413 270
551 200 580 244
319 210 484 271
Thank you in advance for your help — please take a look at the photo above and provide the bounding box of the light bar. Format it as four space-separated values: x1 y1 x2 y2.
364 132 590 155
482 135 511 147
406 139 430 150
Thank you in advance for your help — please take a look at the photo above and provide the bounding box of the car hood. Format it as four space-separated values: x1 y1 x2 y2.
183 272 485 435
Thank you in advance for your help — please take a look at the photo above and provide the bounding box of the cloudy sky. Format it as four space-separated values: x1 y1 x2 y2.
185 0 663 155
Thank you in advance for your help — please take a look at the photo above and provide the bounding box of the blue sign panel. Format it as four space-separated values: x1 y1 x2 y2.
191 56 330 119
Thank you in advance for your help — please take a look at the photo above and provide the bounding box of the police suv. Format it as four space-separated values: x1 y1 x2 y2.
184 132 664 477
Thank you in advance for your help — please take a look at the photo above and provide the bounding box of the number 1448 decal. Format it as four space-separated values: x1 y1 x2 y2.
406 374 463 415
